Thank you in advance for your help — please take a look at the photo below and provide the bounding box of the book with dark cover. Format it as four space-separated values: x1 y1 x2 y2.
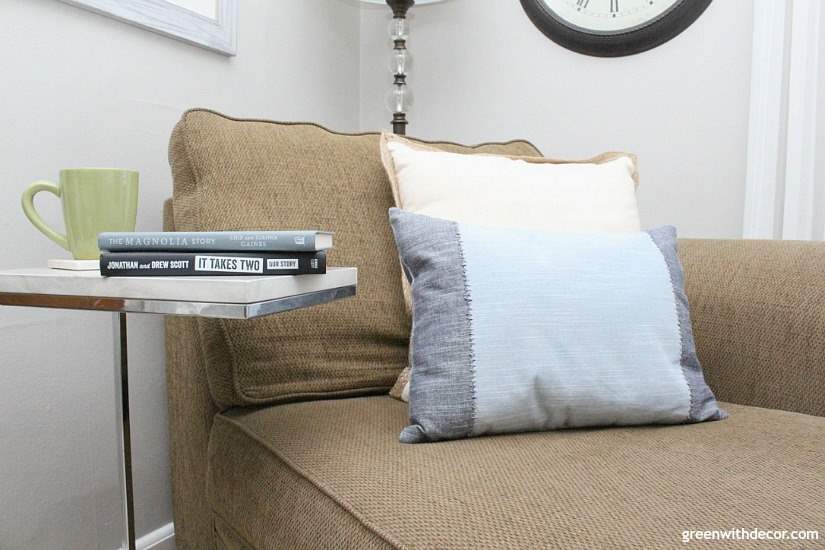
100 251 326 277
98 231 333 252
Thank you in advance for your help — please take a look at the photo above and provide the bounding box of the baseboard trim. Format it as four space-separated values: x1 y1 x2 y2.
116 522 175 550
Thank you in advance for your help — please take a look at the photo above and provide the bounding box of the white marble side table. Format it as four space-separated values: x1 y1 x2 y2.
0 267 357 550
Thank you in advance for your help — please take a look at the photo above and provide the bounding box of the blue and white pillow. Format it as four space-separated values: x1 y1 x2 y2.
389 208 726 444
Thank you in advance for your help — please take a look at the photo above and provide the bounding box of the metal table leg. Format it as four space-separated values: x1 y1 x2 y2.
112 312 136 550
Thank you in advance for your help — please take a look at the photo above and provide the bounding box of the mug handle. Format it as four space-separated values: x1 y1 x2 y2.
21 180 69 251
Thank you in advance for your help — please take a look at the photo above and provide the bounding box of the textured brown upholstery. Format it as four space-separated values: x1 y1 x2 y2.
164 199 218 550
680 239 825 418
166 111 541 548
209 396 825 550
168 109 541 410
214 515 251 550
166 111 825 550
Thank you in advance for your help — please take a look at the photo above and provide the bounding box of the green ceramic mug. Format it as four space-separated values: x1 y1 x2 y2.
22 168 139 260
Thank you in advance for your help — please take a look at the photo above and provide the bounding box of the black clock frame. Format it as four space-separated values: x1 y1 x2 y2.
520 0 712 57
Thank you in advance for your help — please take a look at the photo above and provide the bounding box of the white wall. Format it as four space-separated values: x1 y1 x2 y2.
0 1 360 549
359 0 754 238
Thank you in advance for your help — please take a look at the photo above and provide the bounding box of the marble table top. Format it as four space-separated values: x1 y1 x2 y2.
0 267 357 304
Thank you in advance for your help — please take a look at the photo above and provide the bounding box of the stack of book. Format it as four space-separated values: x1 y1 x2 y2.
98 231 333 277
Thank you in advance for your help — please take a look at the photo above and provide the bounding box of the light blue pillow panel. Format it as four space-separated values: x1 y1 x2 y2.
389 208 726 444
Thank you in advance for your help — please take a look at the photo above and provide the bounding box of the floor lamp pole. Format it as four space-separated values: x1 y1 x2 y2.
387 0 414 135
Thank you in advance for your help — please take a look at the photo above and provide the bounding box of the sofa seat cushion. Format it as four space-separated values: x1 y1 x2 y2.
208 396 825 549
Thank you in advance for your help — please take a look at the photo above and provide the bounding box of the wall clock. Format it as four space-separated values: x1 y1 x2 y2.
520 0 712 57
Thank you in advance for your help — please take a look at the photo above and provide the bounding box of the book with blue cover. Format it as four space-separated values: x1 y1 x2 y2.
98 231 333 253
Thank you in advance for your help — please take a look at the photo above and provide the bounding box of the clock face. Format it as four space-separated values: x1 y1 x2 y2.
540 0 681 34
520 0 711 57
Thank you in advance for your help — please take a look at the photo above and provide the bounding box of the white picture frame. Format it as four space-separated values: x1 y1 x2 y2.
59 0 238 56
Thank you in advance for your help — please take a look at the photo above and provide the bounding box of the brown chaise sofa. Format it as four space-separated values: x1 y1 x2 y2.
165 109 825 549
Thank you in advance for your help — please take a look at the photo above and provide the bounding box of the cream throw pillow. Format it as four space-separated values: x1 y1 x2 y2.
380 133 642 401
383 138 640 233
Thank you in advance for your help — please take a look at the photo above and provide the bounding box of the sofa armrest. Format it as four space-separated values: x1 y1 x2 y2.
679 238 825 417
163 198 218 550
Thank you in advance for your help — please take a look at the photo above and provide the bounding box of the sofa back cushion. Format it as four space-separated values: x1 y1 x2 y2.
168 109 542 408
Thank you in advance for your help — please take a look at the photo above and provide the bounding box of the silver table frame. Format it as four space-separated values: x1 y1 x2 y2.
0 284 356 550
